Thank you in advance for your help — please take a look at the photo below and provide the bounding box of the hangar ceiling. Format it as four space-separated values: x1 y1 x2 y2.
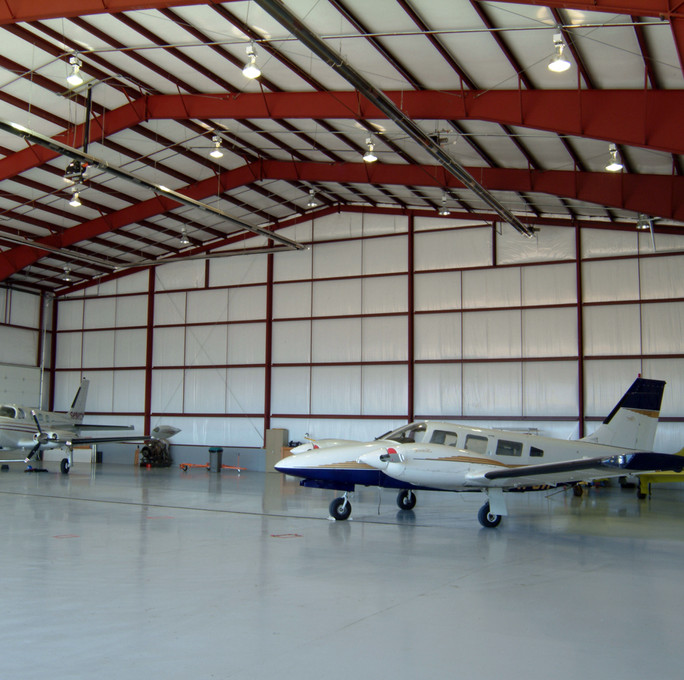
0 0 682 293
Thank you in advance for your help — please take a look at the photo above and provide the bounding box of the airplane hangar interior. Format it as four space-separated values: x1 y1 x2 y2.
1 1 684 678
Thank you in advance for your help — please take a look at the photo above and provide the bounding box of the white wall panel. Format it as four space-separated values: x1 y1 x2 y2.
362 276 407 314
313 240 362 278
362 236 407 275
0 364 40 405
640 256 684 299
312 318 361 362
497 225 575 265
414 363 463 416
272 321 311 363
55 333 82 369
227 323 265 364
522 362 578 416
151 369 184 412
642 302 684 354
522 263 576 305
113 329 147 367
228 286 265 320
154 292 186 325
414 271 462 311
311 366 361 414
155 259 205 291
85 371 114 412
112 371 145 412
582 259 639 302
463 310 521 359
273 281 311 318
115 270 148 294
82 330 115 367
358 212 407 237
0 326 37 365
185 325 227 366
361 365 407 415
9 290 40 327
152 326 184 366
270 417 402 446
84 297 115 328
57 299 84 331
463 363 522 416
583 305 641 356
414 227 491 271
187 289 228 323
523 308 577 357
273 245 313 282
208 253 267 287
361 316 407 361
312 212 365 240
271 366 310 414
462 267 521 308
414 313 462 360
116 295 147 327
313 279 361 316
582 360 643 418
227 367 264 413
184 368 227 413
582 228 638 258
169 416 263 447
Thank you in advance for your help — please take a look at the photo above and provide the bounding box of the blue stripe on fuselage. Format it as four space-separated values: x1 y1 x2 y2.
284 466 414 491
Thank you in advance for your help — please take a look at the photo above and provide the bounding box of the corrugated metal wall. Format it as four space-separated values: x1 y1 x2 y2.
43 211 684 451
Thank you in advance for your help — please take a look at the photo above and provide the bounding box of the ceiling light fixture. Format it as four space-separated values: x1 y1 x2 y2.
306 188 319 209
548 33 571 73
62 266 72 282
363 137 377 163
63 159 87 184
242 43 261 79
605 143 624 172
636 214 651 231
209 135 224 159
438 192 451 216
68 192 82 207
66 55 84 87
179 227 190 246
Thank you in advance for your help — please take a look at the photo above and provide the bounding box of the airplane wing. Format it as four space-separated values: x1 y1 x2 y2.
477 452 684 485
72 424 135 432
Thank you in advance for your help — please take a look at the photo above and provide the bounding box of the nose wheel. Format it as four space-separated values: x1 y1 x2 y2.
329 494 352 521
396 489 417 511
477 502 502 528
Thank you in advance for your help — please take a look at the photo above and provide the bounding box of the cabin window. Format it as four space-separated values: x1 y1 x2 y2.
464 434 488 454
380 422 427 444
496 439 523 457
430 430 458 446
530 446 544 457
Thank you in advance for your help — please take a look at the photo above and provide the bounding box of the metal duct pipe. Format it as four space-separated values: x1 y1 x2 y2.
0 120 306 251
254 0 535 238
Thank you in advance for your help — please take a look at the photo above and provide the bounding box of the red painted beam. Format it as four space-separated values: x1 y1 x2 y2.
0 1 220 24
2 160 682 282
0 98 149 181
144 90 684 155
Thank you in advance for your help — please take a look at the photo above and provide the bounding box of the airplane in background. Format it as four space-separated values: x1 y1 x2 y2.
0 378 179 473
275 377 684 528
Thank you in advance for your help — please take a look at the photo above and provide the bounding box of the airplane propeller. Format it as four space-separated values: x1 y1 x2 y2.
24 411 47 462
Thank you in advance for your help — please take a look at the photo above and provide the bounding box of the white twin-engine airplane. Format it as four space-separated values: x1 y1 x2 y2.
276 377 684 528
0 378 179 473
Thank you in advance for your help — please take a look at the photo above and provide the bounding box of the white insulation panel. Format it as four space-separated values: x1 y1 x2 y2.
414 313 462 360
414 271 462 311
311 365 361 414
361 365 408 415
272 321 311 363
0 326 38 366
463 363 523 416
414 227 491 271
497 225 575 265
582 259 639 302
271 366 311 414
583 305 641 356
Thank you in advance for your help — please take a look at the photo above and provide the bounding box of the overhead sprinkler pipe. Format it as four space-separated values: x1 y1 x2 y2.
253 0 535 238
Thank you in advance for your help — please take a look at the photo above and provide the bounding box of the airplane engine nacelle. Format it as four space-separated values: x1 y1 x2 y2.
33 431 60 447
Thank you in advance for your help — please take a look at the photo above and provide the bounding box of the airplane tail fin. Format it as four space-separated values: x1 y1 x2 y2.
581 377 665 450
68 378 89 423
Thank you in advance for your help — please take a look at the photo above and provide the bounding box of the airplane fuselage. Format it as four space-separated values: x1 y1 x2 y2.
0 406 79 450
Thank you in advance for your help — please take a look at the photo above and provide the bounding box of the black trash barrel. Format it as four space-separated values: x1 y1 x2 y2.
209 447 223 473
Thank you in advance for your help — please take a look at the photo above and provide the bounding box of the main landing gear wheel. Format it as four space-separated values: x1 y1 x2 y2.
329 496 352 521
60 458 70 474
477 502 502 528
396 489 417 511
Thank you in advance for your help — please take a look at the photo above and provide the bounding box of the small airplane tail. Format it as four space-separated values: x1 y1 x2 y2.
68 378 89 424
581 377 665 450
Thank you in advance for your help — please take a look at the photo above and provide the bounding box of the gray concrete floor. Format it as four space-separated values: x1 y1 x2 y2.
1 462 683 680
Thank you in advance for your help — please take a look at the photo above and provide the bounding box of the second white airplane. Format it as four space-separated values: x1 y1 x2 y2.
276 377 684 527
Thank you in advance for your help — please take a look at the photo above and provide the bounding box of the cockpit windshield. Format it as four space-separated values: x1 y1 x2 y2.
375 422 428 444
0 405 21 419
